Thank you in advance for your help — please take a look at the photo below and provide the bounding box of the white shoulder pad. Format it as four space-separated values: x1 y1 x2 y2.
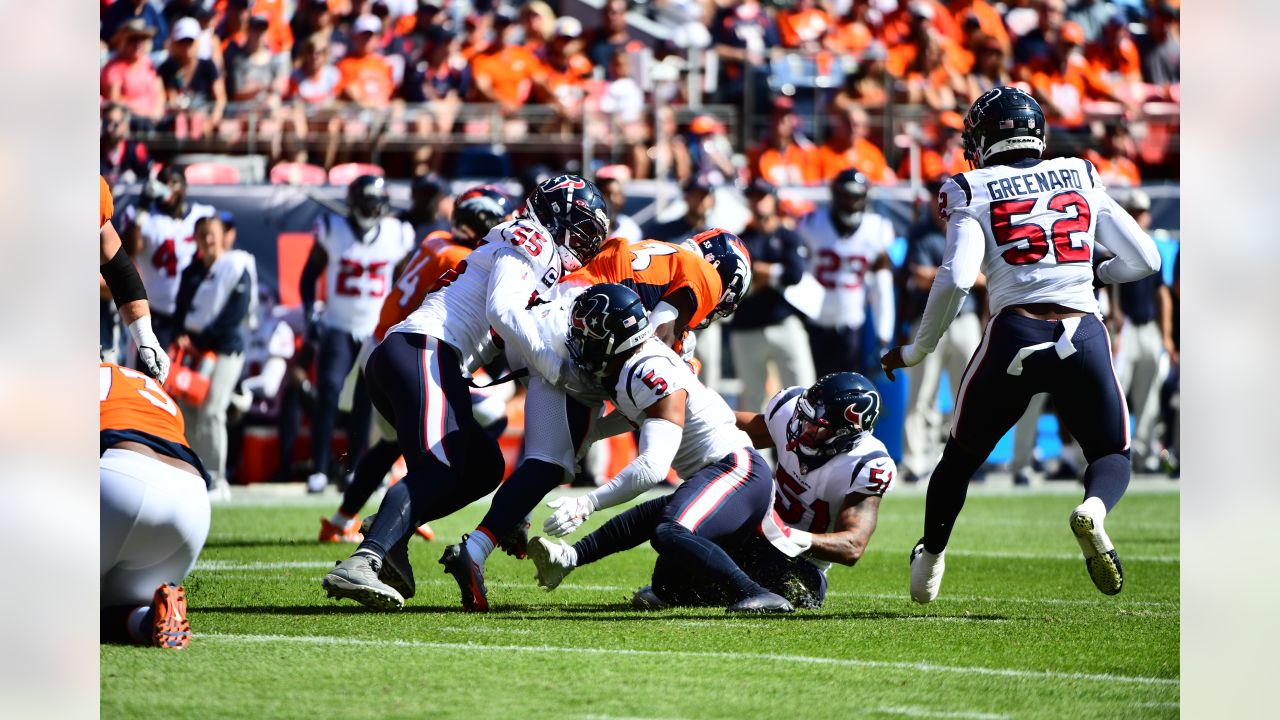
938 174 976 219
849 449 896 497
614 345 690 418
491 218 556 266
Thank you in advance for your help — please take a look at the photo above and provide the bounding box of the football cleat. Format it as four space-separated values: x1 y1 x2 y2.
528 536 575 591
727 591 794 614
909 538 946 604
318 516 364 543
498 515 532 559
150 583 191 649
415 523 436 541
1070 499 1124 595
440 537 489 612
631 585 669 610
322 554 404 611
359 515 415 600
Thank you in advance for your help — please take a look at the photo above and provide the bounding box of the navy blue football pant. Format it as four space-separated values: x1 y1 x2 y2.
312 325 372 476
356 333 505 558
922 312 1131 553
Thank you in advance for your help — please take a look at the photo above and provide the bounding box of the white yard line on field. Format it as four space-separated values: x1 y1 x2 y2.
935 549 1179 563
874 705 1009 720
202 633 1179 687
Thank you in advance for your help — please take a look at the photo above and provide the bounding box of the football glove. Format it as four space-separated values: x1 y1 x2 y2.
543 495 595 537
128 316 170 384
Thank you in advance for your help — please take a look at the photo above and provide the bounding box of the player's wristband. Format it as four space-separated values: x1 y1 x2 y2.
101 245 148 306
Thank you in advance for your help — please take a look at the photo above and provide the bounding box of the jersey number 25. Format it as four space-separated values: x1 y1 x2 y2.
992 191 1092 266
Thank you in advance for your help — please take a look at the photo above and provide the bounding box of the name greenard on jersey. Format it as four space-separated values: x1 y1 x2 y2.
986 167 1086 201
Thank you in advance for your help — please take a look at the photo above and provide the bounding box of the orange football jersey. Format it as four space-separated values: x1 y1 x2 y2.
100 362 189 448
375 231 472 342
561 238 724 330
99 175 114 231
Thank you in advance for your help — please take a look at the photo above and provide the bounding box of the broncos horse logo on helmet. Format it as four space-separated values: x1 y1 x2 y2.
684 229 753 328
962 86 1047 169
786 372 882 473
566 283 653 375
526 174 610 272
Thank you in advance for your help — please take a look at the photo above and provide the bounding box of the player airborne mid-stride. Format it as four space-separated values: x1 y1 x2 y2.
880 87 1161 602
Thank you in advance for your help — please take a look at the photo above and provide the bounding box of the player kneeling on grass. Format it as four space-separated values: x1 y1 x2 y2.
101 362 211 649
531 373 894 609
534 283 792 613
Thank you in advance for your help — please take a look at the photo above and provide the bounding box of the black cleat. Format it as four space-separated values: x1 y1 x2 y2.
440 537 489 612
727 591 793 614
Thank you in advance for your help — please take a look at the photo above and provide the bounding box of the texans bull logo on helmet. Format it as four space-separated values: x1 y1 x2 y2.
571 292 612 339
843 392 881 432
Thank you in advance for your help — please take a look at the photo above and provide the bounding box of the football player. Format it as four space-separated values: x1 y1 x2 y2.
321 175 609 611
440 230 752 612
121 165 217 352
101 362 211 649
530 373 895 610
100 175 169 383
299 175 415 494
534 283 792 613
880 87 1161 601
319 185 515 543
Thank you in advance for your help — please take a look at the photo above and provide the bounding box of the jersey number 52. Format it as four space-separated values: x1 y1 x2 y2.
991 191 1092 266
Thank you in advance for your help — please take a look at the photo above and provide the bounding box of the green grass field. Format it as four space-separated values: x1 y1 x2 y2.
101 484 1179 720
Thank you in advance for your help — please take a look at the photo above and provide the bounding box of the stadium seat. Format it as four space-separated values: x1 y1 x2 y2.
184 162 241 185
269 162 328 186
328 162 385 186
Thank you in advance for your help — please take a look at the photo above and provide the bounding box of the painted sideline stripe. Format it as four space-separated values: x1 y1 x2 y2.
202 633 1178 687
875 706 1009 720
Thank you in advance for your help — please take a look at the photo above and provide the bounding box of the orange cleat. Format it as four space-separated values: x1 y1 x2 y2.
415 523 435 541
151 584 191 649
319 516 364 543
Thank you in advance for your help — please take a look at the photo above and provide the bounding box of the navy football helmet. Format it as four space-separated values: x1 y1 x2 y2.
347 174 391 235
962 86 1047 168
785 372 881 472
566 283 654 376
526 174 610 271
451 185 513 247
684 229 753 328
830 168 870 230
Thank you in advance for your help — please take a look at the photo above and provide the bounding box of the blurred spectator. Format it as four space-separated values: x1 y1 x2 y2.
596 173 642 243
101 0 168 48
403 25 463 171
163 0 207 30
460 13 492 61
816 104 896 184
887 2 971 78
833 42 891 112
388 0 448 59
748 98 821 186
777 0 835 52
251 0 296 55
599 51 645 130
101 20 165 129
797 168 895 378
469 8 544 114
588 0 635 68
1023 21 1124 130
639 105 693 181
1139 3 1179 86
894 24 969 111
225 15 290 104
900 185 983 482
218 0 254 52
521 1 558 55
883 0 959 47
686 115 736 186
711 0 777 105
897 111 968 183
728 179 814 413
400 173 451 237
537 18 594 132
173 215 257 493
1086 13 1143 85
829 0 875 57
291 0 345 62
1111 190 1172 473
100 103 152 185
336 15 396 108
945 0 1011 53
1066 0 1111 42
1013 0 1066 67
160 18 228 135
643 175 713 245
1084 125 1141 187
286 33 343 105
962 32 1011 101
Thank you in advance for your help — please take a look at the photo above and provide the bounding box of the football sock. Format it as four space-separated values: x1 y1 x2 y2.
921 439 989 554
477 459 565 540
651 521 767 601
357 469 456 559
1081 452 1131 512
573 496 668 566
329 510 356 529
339 439 401 518
464 527 496 565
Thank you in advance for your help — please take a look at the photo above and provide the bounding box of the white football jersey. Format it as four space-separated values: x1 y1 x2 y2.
611 339 751 478
391 216 564 374
939 155 1129 316
315 213 413 338
802 210 895 329
124 201 216 315
764 386 896 572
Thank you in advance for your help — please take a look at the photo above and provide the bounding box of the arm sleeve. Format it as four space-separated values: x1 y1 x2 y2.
900 211 984 366
1093 194 1162 285
649 300 680 328
486 248 565 384
586 418 683 511
868 267 895 345
582 409 640 447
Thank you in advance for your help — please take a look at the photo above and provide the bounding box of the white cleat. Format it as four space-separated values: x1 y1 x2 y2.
306 472 329 494
1070 498 1124 596
528 536 575 591
909 539 945 604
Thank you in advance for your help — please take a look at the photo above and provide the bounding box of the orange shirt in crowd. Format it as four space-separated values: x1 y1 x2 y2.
1028 55 1115 128
777 8 835 48
562 238 724 331
882 1 960 46
1083 151 1142 187
100 362 191 449
749 142 824 186
469 44 544 106
100 175 114 231
336 54 395 107
375 231 471 342
887 35 972 78
538 53 594 105
950 0 1010 49
816 137 897 184
897 146 969 182
1086 36 1142 83
829 19 873 56
214 0 293 52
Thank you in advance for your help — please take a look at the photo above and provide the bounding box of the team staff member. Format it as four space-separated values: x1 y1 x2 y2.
100 175 169 383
